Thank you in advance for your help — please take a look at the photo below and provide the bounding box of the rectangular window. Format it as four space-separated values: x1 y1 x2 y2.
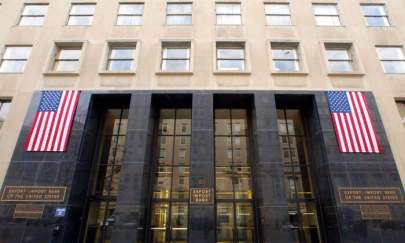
325 44 353 72
19 4 48 26
161 42 191 72
67 3 96 26
216 3 241 25
166 3 192 25
52 45 82 72
395 100 405 124
361 4 389 27
0 100 11 130
117 3 144 25
376 47 405 74
271 43 300 72
313 4 341 26
0 46 32 73
107 44 136 71
264 3 291 26
216 42 245 71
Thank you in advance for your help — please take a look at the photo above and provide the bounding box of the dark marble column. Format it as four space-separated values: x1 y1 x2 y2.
188 93 216 243
110 93 153 243
313 92 405 243
252 92 294 243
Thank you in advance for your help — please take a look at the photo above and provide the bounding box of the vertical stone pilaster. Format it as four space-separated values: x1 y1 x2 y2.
188 93 216 243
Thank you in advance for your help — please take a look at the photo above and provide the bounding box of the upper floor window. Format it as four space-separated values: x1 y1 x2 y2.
216 3 241 25
0 46 32 73
161 42 191 72
52 45 82 72
361 4 389 27
107 43 136 72
313 4 341 26
325 44 353 72
117 3 144 25
216 42 245 71
166 3 192 25
395 100 405 125
271 43 300 72
264 3 291 26
376 47 405 74
67 3 96 26
19 4 48 26
0 100 11 131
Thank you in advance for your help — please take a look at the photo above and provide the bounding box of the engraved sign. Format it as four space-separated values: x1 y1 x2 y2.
338 187 404 204
1 186 67 202
190 188 213 204
360 205 391 220
13 204 44 219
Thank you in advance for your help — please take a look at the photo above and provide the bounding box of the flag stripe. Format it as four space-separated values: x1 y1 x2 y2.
25 90 80 152
326 91 381 153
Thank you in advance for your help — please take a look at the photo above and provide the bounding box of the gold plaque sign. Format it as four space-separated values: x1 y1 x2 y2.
360 205 391 220
13 204 44 219
338 187 404 204
190 188 213 204
1 186 67 202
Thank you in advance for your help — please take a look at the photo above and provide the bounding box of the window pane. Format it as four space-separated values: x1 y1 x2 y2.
153 167 172 199
166 15 192 25
313 5 338 15
117 16 142 25
366 17 389 27
0 102 11 122
382 61 405 73
163 48 189 59
377 47 405 59
68 16 93 25
118 4 143 15
218 60 245 71
218 48 244 59
329 61 352 72
162 60 189 71
272 49 297 59
3 47 31 59
160 109 175 135
234 167 252 199
266 16 291 26
170 203 188 241
70 4 96 15
110 48 135 59
58 49 81 60
20 17 44 26
167 4 192 14
0 61 26 72
274 60 300 72
217 203 234 242
215 137 233 166
236 203 254 227
216 167 233 199
171 167 189 199
216 4 240 14
265 4 290 15
23 5 48 15
327 49 349 60
54 60 78 72
217 15 241 25
108 60 133 71
315 16 341 26
362 5 386 16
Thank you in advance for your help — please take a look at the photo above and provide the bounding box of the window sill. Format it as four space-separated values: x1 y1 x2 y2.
0 72 24 74
155 71 193 75
328 72 365 77
213 71 251 75
271 71 308 76
43 71 80 76
99 71 136 76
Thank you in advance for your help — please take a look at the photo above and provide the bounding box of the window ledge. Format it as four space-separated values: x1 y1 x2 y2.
99 71 136 76
0 72 24 74
43 71 80 76
328 72 365 77
155 71 193 75
271 71 308 76
213 71 251 75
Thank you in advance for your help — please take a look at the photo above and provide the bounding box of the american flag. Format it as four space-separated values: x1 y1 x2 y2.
326 91 381 153
25 90 80 152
